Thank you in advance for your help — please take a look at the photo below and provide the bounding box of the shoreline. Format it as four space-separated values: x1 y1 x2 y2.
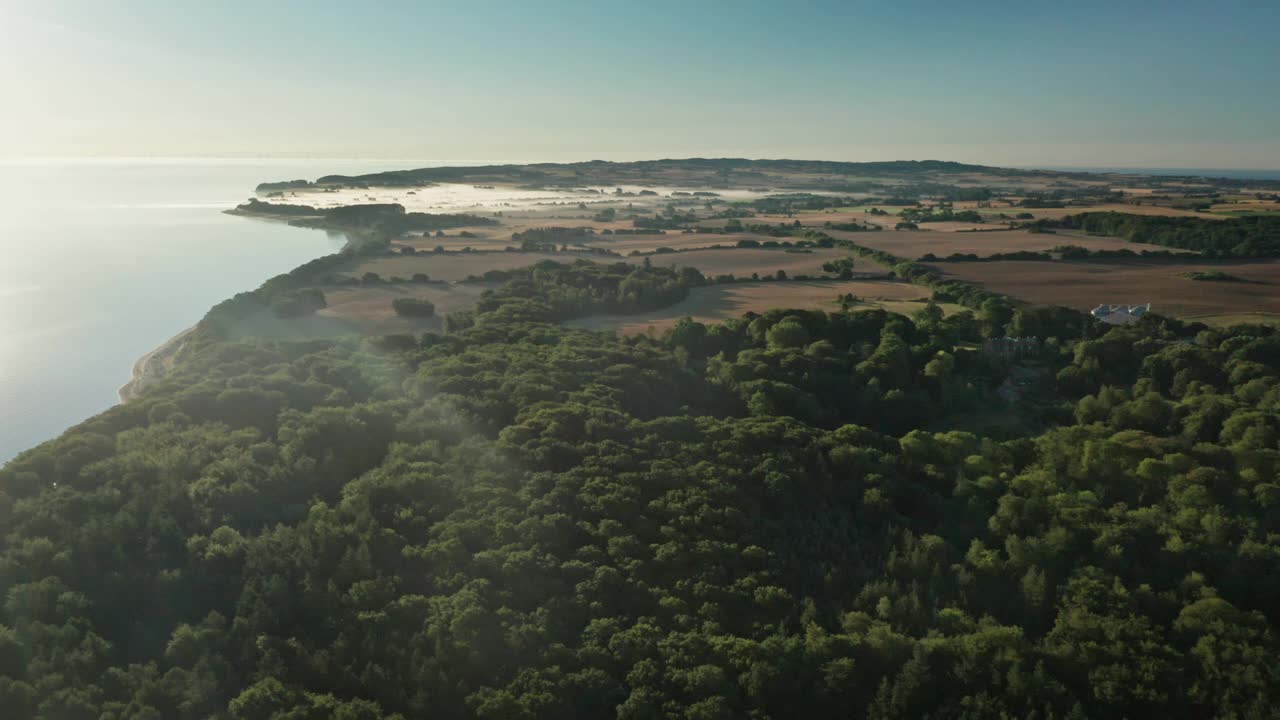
222 207 323 222
119 326 196 403
116 211 357 405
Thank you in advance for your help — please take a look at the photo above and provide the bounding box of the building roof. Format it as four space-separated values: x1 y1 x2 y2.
1091 303 1151 324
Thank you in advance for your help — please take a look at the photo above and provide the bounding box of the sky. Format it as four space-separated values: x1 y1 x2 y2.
2 0 1277 168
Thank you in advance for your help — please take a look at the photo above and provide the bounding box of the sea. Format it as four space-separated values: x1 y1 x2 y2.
0 159 419 463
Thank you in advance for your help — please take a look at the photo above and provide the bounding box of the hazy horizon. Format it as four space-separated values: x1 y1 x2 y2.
4 0 1277 168
4 156 1280 180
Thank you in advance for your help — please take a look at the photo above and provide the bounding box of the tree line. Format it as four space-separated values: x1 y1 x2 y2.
1035 212 1280 257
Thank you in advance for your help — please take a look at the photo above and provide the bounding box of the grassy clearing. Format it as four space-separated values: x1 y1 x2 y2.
1210 209 1280 218
221 283 495 339
1186 313 1280 328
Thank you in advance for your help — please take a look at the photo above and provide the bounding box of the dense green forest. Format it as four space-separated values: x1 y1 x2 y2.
1040 212 1280 257
2 257 1279 719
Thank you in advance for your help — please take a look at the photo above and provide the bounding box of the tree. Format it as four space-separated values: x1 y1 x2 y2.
913 301 944 332
270 288 326 318
766 319 809 348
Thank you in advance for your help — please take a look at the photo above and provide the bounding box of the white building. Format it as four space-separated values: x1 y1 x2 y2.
1090 303 1151 325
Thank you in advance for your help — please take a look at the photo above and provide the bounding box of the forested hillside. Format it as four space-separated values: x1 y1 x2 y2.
294 159 1019 189
1 261 1278 718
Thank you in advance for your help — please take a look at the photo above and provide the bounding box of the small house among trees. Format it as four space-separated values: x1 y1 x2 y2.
1090 303 1151 325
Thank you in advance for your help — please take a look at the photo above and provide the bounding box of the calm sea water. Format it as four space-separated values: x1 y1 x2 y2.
0 159 417 463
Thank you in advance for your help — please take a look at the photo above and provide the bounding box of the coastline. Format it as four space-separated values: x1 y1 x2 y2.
222 207 322 222
119 326 196 402
116 209 357 406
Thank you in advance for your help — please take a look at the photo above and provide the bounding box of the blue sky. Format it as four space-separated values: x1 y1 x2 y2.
2 0 1277 167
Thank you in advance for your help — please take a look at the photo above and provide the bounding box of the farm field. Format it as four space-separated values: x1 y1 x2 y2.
927 259 1280 318
624 247 865 278
1209 201 1280 217
788 209 897 228
397 230 514 252
998 203 1220 221
824 228 1186 259
910 221 1006 233
583 232 782 255
565 279 936 336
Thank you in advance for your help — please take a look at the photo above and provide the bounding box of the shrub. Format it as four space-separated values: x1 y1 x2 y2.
392 297 436 317
1181 270 1242 282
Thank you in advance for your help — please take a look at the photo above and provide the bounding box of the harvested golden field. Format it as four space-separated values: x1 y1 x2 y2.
566 279 930 336
583 232 754 254
826 228 1189 259
783 209 895 228
913 221 1009 233
927 260 1280 318
398 229 513 251
624 247 862 278
1008 203 1220 220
